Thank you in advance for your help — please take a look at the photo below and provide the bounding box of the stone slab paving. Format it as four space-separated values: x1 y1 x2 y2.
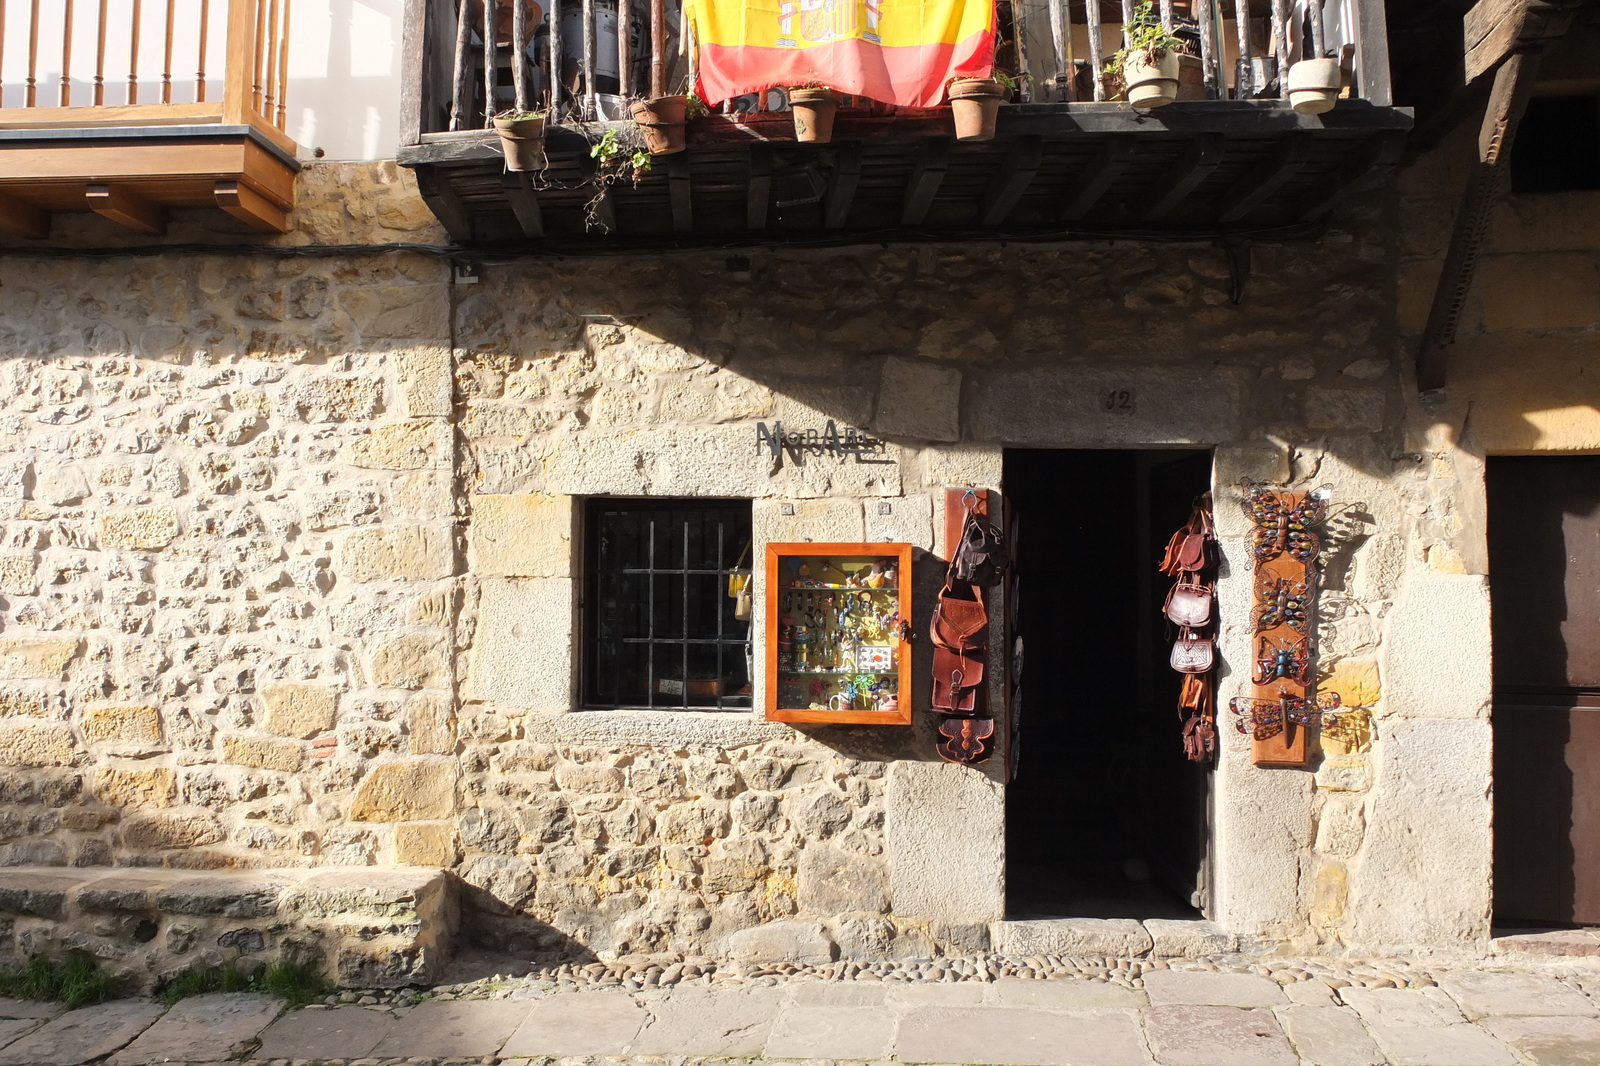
0 997 64 1020
500 991 649 1056
1437 969 1600 1018
0 1019 42 1053
1144 1005 1298 1066
764 1005 897 1059
1484 1014 1600 1065
895 1005 1147 1066
368 998 530 1059
0 1000 165 1066
1142 971 1288 1008
1366 1023 1519 1066
254 1004 396 1060
628 988 784 1056
109 993 284 1065
1275 1004 1385 1066
1337 986 1469 1026
985 977 1148 1009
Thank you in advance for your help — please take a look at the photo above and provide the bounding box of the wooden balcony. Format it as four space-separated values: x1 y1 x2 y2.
0 0 300 238
397 0 1410 249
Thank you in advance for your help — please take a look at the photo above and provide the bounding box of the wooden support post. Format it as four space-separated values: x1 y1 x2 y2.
746 143 772 230
824 142 861 230
649 0 664 98
501 170 545 237
1418 50 1541 392
978 135 1043 226
901 138 949 225
668 152 692 232
415 168 474 241
0 190 49 239
1233 0 1253 97
1086 0 1105 100
1217 136 1311 222
1142 134 1223 220
398 0 427 145
1464 0 1573 84
87 183 167 233
1060 139 1133 220
214 179 289 231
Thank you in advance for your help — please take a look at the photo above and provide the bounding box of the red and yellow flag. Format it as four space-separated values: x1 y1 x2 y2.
686 0 994 109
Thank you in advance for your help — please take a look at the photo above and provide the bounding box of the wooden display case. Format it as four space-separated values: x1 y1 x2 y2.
764 543 914 726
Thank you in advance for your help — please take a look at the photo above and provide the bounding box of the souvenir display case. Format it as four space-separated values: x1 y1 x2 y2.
764 543 914 725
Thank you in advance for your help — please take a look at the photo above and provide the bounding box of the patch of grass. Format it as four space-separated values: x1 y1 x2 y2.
158 957 332 1008
0 952 121 1009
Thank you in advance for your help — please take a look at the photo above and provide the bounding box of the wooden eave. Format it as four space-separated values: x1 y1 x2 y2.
0 122 302 239
397 102 1412 250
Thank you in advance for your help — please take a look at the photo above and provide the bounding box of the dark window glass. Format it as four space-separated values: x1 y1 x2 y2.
583 499 753 710
1512 95 1600 194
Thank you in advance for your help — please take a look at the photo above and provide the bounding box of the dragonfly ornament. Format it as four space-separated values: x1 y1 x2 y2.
1229 690 1344 740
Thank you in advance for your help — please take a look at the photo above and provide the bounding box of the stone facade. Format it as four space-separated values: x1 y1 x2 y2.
0 118 1588 982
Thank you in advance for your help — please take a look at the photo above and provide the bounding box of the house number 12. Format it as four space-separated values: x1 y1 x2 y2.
1103 389 1136 413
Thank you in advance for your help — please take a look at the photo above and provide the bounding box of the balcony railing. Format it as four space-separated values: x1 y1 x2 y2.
410 0 1392 135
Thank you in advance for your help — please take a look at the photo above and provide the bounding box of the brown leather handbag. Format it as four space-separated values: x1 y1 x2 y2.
1164 579 1213 628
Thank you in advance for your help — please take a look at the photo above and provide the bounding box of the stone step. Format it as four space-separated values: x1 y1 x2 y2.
0 866 456 992
989 918 1236 959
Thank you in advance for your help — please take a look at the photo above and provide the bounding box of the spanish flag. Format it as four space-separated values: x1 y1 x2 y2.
686 0 995 109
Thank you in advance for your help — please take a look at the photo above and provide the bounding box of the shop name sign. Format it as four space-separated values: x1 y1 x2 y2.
756 420 890 469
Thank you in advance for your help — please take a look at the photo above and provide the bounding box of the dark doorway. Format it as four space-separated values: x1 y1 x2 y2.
1487 457 1600 927
1003 448 1212 920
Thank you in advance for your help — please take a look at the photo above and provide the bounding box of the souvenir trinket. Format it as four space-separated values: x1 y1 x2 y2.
1228 690 1343 740
1254 575 1309 633
1253 634 1310 685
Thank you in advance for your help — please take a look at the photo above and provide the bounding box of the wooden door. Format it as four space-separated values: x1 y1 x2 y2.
1488 457 1600 925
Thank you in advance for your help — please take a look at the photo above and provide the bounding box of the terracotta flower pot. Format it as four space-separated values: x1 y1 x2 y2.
629 95 688 155
1287 57 1342 115
948 77 1003 141
788 87 840 143
493 113 547 172
1124 49 1180 108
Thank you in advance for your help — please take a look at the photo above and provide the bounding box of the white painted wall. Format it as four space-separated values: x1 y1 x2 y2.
0 0 403 161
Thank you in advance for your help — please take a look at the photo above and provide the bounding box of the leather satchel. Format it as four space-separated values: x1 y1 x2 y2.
1165 580 1213 628
932 583 987 651
1182 714 1217 761
954 513 1009 587
937 717 995 764
1170 632 1215 673
932 645 983 714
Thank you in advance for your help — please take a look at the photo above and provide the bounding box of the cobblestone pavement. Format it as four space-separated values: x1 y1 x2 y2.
4 956 1600 1066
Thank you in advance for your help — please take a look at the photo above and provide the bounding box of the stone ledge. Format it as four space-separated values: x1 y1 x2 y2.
989 918 1237 959
0 866 457 992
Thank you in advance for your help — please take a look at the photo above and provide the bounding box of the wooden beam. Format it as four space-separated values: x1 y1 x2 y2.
1217 137 1313 223
1418 49 1543 392
747 143 772 230
1060 140 1134 221
900 138 949 225
214 179 289 232
1463 0 1575 84
824 141 862 230
1350 0 1395 106
0 190 49 239
86 182 166 233
1142 135 1224 221
1297 130 1405 220
978 135 1044 226
501 170 545 238
398 0 428 146
414 167 474 241
668 153 692 233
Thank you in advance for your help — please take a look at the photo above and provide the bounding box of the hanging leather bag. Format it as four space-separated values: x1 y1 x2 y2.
1170 630 1215 673
1164 578 1213 628
954 513 1009 587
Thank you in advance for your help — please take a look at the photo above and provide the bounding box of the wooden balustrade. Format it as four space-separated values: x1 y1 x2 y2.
0 0 291 130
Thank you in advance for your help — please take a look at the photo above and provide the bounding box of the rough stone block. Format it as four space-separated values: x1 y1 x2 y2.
753 498 866 545
464 579 573 710
405 694 455 755
0 723 76 767
1306 386 1387 431
259 684 339 739
0 870 88 917
990 918 1153 959
92 767 175 808
967 364 1246 446
154 874 290 917
1323 659 1382 709
1145 918 1236 957
873 358 962 442
108 992 283 1065
97 506 179 550
372 631 453 690
469 494 575 578
288 867 450 922
863 494 935 551
798 845 889 914
0 553 39 596
398 347 453 419
292 375 384 422
726 920 836 964
888 761 1004 923
339 526 453 583
1479 253 1600 330
80 705 162 748
223 735 303 772
1144 1005 1298 1066
75 874 172 913
0 640 80 681
1386 571 1491 718
349 759 458 821
394 822 458 866
349 421 451 470
1435 971 1600 1019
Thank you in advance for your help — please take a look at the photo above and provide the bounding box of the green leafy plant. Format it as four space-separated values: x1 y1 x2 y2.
0 952 120 1009
494 107 547 121
584 127 652 232
1106 0 1181 73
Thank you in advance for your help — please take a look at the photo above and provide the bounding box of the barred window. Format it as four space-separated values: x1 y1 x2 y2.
582 498 754 710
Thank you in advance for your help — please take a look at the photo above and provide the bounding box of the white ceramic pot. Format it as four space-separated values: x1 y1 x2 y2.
1287 57 1342 115
1124 50 1180 108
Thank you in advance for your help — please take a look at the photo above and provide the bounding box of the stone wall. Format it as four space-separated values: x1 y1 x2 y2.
0 153 1509 974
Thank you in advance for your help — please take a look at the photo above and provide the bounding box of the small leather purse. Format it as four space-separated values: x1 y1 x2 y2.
1164 579 1213 628
1170 631 1215 673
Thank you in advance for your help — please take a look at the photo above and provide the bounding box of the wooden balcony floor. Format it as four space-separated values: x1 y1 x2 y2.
399 102 1412 249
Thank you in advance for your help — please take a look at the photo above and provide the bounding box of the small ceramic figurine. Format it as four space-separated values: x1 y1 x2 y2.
865 562 888 589
882 564 898 586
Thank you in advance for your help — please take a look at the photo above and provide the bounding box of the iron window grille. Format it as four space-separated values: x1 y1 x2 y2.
582 498 754 710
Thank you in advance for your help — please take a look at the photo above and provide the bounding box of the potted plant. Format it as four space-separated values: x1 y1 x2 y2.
584 127 652 231
1286 55 1342 114
1106 1 1182 109
628 94 689 155
947 72 1007 141
492 109 548 172
787 85 840 143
